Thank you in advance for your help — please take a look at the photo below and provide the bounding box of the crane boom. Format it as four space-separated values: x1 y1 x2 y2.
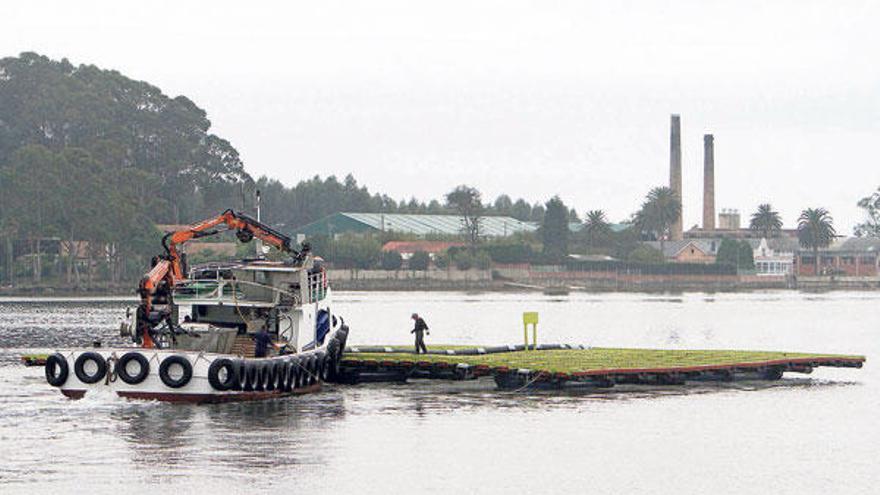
136 209 300 347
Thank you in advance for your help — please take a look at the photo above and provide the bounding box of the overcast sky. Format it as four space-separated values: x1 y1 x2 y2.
3 1 878 230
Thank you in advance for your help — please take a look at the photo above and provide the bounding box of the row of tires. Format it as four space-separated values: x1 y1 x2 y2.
46 326 350 393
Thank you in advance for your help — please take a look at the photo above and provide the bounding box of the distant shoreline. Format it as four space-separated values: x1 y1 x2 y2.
2 279 879 299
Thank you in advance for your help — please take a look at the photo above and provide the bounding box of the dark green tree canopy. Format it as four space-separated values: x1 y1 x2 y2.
749 203 783 238
0 52 249 224
798 207 836 274
634 186 681 251
582 209 612 248
541 196 570 259
855 187 880 237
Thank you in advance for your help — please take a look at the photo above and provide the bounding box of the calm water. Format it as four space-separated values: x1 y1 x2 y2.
0 291 876 494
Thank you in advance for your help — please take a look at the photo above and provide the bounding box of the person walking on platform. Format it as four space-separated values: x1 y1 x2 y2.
411 313 429 354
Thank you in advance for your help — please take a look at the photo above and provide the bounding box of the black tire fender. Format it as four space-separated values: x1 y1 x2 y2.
284 358 299 392
233 361 247 391
308 354 320 385
257 362 272 391
45 353 69 387
158 355 193 389
74 352 107 384
320 353 333 382
274 360 289 391
244 362 259 392
117 352 150 385
208 358 237 391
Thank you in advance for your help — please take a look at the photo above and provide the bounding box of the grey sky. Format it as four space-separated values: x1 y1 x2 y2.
3 1 878 230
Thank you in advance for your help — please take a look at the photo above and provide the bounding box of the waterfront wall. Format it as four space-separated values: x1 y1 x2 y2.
326 265 792 292
327 268 495 291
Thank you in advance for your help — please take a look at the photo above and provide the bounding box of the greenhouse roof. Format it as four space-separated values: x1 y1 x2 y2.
295 212 538 237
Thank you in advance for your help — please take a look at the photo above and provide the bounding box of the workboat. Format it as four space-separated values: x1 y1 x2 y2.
43 209 349 403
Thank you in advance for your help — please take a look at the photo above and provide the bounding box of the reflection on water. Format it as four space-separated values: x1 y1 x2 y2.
0 291 877 493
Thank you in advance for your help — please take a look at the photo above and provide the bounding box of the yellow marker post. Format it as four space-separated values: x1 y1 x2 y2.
523 312 538 350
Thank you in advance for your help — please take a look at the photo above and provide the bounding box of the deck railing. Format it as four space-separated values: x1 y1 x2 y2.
174 279 292 306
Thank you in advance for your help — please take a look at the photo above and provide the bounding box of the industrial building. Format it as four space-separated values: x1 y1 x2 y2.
294 212 537 239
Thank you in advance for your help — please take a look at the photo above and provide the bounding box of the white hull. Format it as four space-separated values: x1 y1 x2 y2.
48 325 348 403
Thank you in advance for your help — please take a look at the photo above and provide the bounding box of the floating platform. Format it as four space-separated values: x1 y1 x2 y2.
21 354 48 367
339 345 865 389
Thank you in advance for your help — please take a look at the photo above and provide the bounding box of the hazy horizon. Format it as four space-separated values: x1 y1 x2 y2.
2 0 878 231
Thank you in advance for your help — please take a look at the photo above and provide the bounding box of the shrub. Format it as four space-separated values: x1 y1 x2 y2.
485 243 534 263
454 252 473 270
627 245 665 264
381 251 403 270
409 251 430 271
333 235 382 269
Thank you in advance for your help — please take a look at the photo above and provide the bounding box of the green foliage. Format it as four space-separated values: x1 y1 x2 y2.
738 241 755 270
449 249 491 270
541 196 569 259
445 185 484 249
328 235 382 269
749 204 783 238
346 347 862 375
434 253 449 269
855 188 880 237
582 209 612 248
715 239 740 267
454 252 473 270
716 239 756 270
409 251 430 271
484 242 535 263
798 208 836 250
798 208 836 274
380 250 403 270
627 244 665 264
0 53 249 226
634 186 681 245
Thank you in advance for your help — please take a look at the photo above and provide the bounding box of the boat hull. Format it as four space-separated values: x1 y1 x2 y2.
47 325 348 404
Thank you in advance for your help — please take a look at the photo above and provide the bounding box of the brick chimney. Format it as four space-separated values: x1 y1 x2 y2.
703 134 715 230
669 115 683 240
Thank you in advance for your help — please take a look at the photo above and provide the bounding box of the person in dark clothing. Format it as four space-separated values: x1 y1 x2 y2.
411 313 429 354
253 327 273 358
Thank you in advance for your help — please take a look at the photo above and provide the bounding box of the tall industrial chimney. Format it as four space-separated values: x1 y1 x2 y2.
703 134 715 230
669 115 683 240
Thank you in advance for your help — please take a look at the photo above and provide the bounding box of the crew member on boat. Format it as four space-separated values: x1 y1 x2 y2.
411 313 429 354
253 326 273 358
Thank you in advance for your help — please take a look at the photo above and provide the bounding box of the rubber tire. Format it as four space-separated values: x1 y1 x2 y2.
274 360 289 391
306 356 318 386
260 361 273 391
234 361 249 391
320 353 333 382
74 352 107 384
117 352 150 385
326 340 342 381
284 359 299 392
296 357 310 388
45 353 69 387
243 362 259 392
159 355 193 389
208 358 237 391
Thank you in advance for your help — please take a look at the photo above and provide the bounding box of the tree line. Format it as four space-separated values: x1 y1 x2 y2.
1 52 875 286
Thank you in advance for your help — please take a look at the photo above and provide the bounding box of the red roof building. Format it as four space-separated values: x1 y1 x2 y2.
382 241 464 259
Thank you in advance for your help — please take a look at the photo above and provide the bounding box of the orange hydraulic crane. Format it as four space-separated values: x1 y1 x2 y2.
136 209 302 347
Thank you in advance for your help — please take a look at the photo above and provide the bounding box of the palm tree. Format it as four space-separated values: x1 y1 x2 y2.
634 187 681 254
749 203 783 238
583 209 611 247
797 208 836 275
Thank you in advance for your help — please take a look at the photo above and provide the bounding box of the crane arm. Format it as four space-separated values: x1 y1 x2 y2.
162 209 295 280
136 209 300 348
